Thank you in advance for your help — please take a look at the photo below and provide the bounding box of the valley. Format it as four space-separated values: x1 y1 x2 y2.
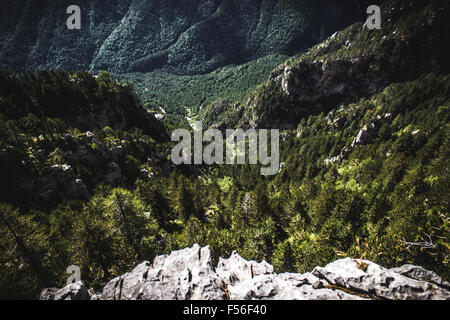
0 0 449 300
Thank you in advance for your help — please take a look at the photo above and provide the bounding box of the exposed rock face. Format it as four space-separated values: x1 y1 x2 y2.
100 245 224 300
220 0 450 129
40 282 93 300
37 164 90 203
0 70 170 210
390 265 450 289
41 244 450 300
104 162 123 185
0 0 377 75
312 258 450 300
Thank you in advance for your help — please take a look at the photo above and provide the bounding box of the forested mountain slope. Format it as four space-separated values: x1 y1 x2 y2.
0 0 448 300
200 0 450 129
0 0 377 75
0 70 169 210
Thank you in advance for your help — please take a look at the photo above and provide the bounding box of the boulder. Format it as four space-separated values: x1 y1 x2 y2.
40 282 92 300
312 258 450 300
101 244 225 300
390 264 450 289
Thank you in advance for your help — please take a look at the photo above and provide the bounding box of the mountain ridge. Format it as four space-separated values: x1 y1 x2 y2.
200 0 450 129
0 0 378 75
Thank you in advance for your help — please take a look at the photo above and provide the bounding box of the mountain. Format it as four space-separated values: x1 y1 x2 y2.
0 70 169 210
0 0 378 75
200 0 450 129
0 0 449 301
41 244 450 300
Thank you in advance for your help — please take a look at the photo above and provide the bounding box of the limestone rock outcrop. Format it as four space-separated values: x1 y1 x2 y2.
41 244 450 300
40 282 93 301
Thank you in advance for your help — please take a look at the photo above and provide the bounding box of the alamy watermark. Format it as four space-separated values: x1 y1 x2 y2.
66 5 81 30
364 5 382 30
171 122 280 176
66 5 381 31
66 265 81 285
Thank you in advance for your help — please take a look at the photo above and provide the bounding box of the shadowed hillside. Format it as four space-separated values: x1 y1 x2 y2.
0 0 378 75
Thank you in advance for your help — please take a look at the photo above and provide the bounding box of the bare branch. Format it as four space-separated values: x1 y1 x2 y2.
400 235 436 250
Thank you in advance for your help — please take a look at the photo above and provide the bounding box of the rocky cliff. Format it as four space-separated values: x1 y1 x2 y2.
0 0 378 75
41 244 450 300
202 0 450 129
0 70 170 210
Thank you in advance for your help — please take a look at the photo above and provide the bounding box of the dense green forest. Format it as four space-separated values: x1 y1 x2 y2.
119 54 288 117
1 70 448 299
0 0 449 300
199 0 450 129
